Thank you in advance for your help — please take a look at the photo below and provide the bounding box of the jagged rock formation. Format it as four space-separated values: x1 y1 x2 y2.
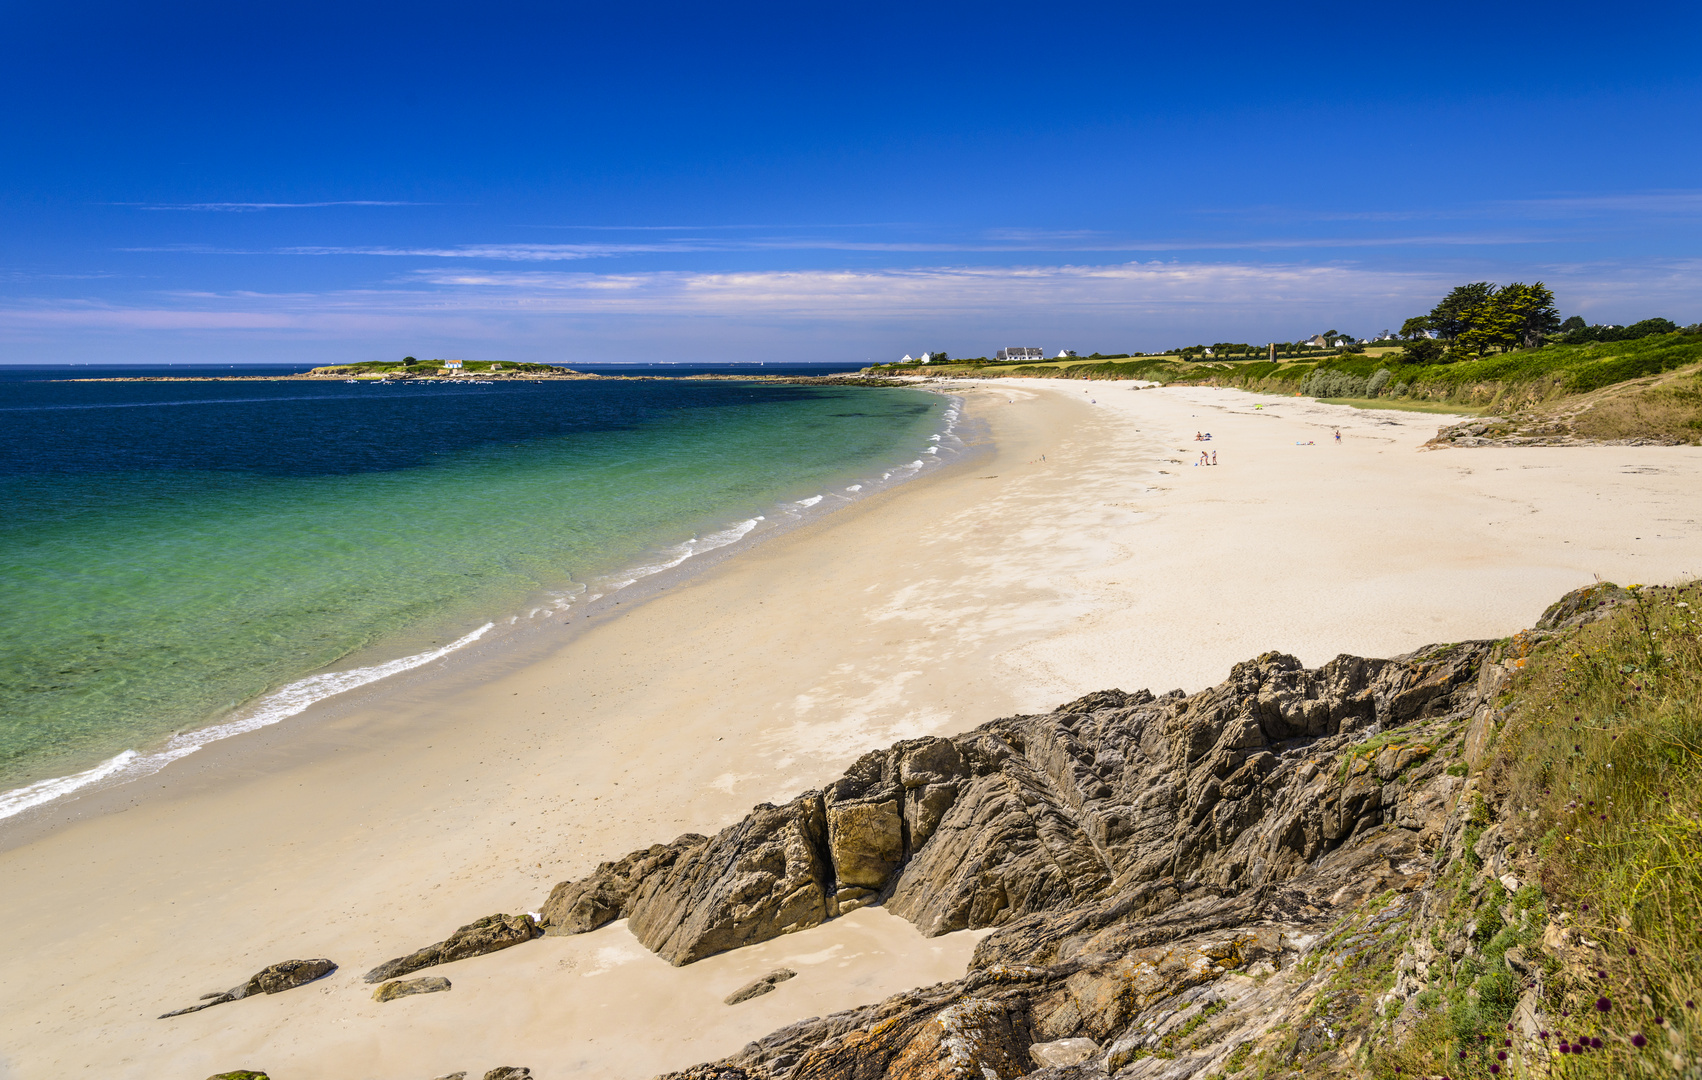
555 632 1523 1079
362 914 539 983
159 958 336 1018
544 641 1490 969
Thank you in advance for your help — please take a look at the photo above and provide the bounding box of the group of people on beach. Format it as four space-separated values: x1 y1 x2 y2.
1197 450 1217 466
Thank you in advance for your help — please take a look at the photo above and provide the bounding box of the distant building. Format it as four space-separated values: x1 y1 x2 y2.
996 347 1045 361
1202 347 1214 357
919 353 933 363
1305 335 1329 348
1055 349 1077 359
900 354 915 363
443 359 465 370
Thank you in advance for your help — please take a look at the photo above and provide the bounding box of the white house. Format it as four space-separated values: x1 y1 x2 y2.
901 354 915 363
996 347 1045 361
920 353 933 363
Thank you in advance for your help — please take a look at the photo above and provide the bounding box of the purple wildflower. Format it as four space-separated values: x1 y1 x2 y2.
1633 1033 1647 1048
1597 996 1611 1012
1591 1038 1603 1049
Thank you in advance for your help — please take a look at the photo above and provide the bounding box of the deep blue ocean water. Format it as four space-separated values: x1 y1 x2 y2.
0 364 950 814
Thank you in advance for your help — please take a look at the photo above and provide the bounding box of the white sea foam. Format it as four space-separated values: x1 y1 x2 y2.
845 484 862 492
606 516 764 588
0 622 495 821
795 495 824 508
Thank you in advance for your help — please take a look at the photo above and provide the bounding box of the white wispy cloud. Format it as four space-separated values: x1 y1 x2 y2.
118 200 432 212
123 231 1558 262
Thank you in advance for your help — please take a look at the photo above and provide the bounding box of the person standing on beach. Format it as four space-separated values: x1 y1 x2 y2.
1333 429 1341 443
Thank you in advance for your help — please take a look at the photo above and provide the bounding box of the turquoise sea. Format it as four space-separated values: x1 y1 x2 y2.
0 365 957 816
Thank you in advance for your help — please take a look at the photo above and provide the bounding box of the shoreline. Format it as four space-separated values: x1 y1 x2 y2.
0 387 974 835
2 382 1700 1080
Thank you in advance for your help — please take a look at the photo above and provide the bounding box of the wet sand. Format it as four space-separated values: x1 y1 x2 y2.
1 381 1698 1080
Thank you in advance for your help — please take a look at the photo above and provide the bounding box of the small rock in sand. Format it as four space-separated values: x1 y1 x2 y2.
1029 1038 1100 1068
206 1073 271 1080
484 1069 532 1080
432 1073 467 1080
374 976 452 1002
725 968 798 1005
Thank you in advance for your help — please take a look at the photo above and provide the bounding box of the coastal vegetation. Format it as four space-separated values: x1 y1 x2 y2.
874 287 1702 442
1372 582 1702 1080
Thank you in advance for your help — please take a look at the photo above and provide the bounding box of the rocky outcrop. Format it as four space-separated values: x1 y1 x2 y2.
160 959 336 1018
362 915 540 983
373 976 451 1002
483 1069 532 1080
646 584 1657 1080
206 1073 270 1080
727 968 798 1005
544 641 1488 970
626 636 1524 1080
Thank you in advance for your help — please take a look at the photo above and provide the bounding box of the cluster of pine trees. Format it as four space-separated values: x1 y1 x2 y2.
1399 282 1560 361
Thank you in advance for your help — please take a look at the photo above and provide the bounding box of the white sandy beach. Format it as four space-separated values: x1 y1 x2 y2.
2 380 1700 1080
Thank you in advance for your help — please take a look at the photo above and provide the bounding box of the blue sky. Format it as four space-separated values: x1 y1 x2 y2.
3 0 1700 365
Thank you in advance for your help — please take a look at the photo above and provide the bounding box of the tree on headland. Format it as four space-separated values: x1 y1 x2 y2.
1454 282 1560 355
1426 282 1498 343
1398 280 1562 361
